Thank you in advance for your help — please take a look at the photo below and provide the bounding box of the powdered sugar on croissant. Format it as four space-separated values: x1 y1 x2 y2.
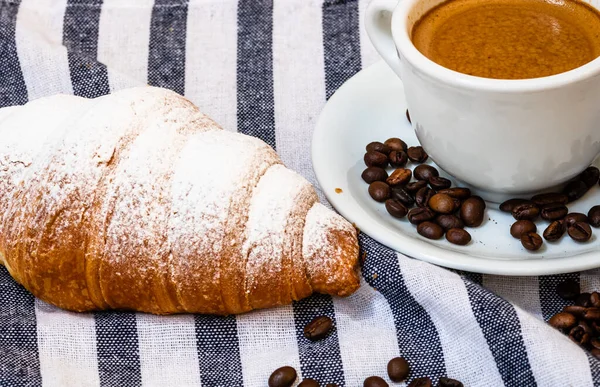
0 87 360 315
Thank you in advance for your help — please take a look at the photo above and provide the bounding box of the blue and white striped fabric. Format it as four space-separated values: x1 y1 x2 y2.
0 1 599 386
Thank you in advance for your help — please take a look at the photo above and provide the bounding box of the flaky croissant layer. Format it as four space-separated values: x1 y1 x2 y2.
0 87 360 315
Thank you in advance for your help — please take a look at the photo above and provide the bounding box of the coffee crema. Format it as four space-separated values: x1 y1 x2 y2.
411 0 600 79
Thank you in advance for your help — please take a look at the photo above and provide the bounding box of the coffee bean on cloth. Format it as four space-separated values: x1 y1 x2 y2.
363 376 388 387
298 379 319 387
387 357 410 382
3 2 600 386
269 366 297 387
304 316 333 341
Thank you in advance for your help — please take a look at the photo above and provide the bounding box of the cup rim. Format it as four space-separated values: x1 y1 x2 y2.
391 0 600 92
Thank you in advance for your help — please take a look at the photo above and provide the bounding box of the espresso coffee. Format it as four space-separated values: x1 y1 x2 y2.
411 0 600 79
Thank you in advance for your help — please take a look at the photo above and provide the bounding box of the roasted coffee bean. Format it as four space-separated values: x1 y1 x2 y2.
591 292 600 307
369 182 391 202
531 192 569 206
408 207 436 225
569 321 592 346
417 221 444 240
548 312 577 330
429 193 456 214
416 187 435 208
303 316 333 341
364 151 388 168
428 176 452 190
543 220 565 242
406 180 428 194
387 168 412 187
385 137 408 153
592 349 600 360
563 305 586 318
580 166 600 187
588 206 600 227
361 167 388 184
391 187 415 207
438 377 464 387
576 292 592 307
557 279 580 300
592 338 600 350
510 220 537 239
366 141 391 155
436 214 464 231
564 180 589 202
408 377 432 387
414 165 439 181
446 228 471 245
406 109 411 124
269 366 297 387
499 198 531 213
407 146 428 163
389 150 409 168
521 232 543 251
437 187 471 200
460 197 486 227
298 379 319 387
386 199 408 219
568 222 592 242
363 376 388 387
512 203 540 221
387 357 410 382
584 307 600 321
452 198 462 211
325 384 338 387
564 213 589 227
540 204 568 221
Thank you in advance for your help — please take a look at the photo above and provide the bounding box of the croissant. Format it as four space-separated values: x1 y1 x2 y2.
0 87 360 315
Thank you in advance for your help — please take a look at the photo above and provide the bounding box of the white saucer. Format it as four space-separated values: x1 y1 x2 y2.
312 61 600 276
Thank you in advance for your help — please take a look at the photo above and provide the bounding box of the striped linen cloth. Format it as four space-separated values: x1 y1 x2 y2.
0 0 599 386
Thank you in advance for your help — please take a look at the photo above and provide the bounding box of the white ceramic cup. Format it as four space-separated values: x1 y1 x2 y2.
366 0 600 202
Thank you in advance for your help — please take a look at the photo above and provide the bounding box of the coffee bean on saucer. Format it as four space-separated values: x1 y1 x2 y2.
436 214 464 231
531 192 569 206
407 146 428 163
499 198 530 213
588 206 600 227
363 376 388 387
512 203 540 221
385 137 408 153
387 168 412 187
549 312 577 331
460 196 486 227
391 187 415 207
510 220 537 239
540 203 568 221
580 166 600 187
576 293 592 307
569 321 592 346
446 228 471 245
414 164 439 181
429 176 452 190
417 221 444 240
269 366 297 387
521 232 543 251
389 150 408 168
438 377 464 387
568 222 592 242
437 187 471 200
408 207 436 225
386 199 408 218
366 141 391 155
408 377 432 387
416 187 435 208
406 109 411 124
298 379 319 387
369 182 391 202
303 316 333 341
543 220 565 241
361 167 388 184
429 193 455 214
557 279 580 300
564 180 589 202
364 151 388 168
387 357 410 382
564 213 589 227
406 180 428 194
